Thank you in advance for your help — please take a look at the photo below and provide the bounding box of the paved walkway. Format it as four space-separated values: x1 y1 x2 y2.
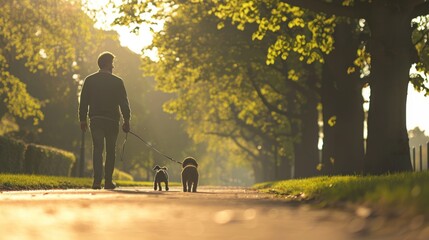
0 186 427 240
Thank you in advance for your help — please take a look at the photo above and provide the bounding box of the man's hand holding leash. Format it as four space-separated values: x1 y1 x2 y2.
122 120 130 133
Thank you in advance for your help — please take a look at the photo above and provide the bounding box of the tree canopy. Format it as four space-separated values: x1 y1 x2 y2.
109 0 429 178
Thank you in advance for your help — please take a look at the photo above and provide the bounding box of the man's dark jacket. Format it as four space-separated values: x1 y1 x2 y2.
78 71 131 123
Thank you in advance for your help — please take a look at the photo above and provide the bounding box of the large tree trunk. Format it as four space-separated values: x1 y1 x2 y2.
294 69 320 178
294 100 319 178
364 2 413 174
335 78 365 174
321 21 365 175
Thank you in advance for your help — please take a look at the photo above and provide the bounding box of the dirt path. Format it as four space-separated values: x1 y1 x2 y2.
0 186 427 240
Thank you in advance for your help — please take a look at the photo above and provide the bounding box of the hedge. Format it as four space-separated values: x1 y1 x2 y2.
0 136 26 173
24 144 76 177
1 135 130 179
113 168 134 181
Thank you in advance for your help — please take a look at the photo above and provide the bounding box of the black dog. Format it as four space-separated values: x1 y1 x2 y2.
181 157 199 192
153 165 169 191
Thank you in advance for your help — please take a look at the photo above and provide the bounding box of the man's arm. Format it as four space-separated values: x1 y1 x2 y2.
78 79 90 132
119 80 131 132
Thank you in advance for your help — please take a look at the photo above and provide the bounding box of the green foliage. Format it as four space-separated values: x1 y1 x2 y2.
24 144 76 177
0 72 44 125
254 172 429 214
0 0 102 124
411 16 429 95
0 114 19 136
0 136 26 173
0 136 76 177
113 168 134 181
211 0 336 64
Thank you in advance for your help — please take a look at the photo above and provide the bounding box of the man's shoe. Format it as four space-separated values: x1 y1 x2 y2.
104 181 117 190
92 183 102 190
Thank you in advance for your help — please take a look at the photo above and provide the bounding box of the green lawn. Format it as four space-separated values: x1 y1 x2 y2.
0 174 179 190
254 171 429 215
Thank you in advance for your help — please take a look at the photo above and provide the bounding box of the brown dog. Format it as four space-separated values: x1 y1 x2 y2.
181 157 199 192
153 165 169 191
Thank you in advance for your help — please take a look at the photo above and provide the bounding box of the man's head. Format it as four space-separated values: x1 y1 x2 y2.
97 51 115 71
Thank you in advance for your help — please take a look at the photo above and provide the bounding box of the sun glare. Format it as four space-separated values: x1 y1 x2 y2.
407 85 429 134
82 0 160 60
115 26 153 53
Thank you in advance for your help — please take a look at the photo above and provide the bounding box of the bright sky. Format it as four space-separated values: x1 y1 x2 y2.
115 26 156 55
83 0 160 58
407 86 429 133
83 0 429 135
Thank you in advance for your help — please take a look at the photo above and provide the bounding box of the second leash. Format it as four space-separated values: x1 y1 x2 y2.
124 130 182 165
120 132 128 162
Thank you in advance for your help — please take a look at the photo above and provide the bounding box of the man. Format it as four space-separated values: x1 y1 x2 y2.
78 51 131 189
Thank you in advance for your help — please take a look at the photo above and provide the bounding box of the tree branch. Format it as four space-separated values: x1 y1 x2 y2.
231 137 259 159
247 67 300 118
205 131 259 159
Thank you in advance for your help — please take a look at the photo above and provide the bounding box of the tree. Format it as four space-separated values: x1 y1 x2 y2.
0 0 101 128
321 18 365 175
408 127 429 150
408 127 429 171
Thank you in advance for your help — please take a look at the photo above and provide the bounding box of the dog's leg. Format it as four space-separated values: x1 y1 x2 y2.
182 175 187 192
192 179 198 192
154 181 157 191
158 182 162 191
165 181 169 191
187 181 192 192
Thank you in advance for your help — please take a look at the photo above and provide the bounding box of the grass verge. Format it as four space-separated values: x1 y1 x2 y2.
0 174 180 191
254 171 429 215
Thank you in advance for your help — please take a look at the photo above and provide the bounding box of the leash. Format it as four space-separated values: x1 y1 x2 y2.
120 132 128 162
121 130 182 165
